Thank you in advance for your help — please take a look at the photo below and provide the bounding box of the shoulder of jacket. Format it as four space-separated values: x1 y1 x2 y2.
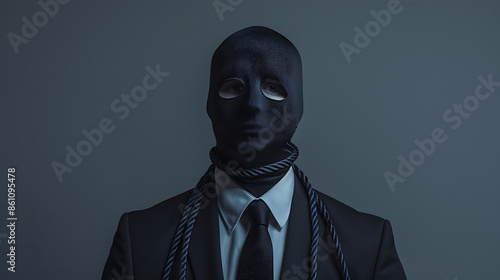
127 189 194 226
315 189 386 231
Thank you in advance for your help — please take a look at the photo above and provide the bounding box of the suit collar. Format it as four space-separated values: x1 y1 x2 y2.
215 166 294 232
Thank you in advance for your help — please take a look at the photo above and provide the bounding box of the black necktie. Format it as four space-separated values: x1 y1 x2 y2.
237 199 273 280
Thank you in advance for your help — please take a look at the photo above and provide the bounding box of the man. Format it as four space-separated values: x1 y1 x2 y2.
102 26 407 280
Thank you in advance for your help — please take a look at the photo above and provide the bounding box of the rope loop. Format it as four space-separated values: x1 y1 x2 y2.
162 144 351 280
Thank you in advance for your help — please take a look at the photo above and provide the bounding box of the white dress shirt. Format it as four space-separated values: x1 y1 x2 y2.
215 166 295 280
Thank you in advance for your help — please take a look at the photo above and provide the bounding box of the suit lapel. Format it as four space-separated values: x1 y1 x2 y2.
280 175 341 280
188 192 224 280
280 175 312 278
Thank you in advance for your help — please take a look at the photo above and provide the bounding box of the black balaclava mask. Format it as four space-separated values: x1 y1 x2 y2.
207 26 303 197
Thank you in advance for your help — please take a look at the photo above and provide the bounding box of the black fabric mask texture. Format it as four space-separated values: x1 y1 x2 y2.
206 26 304 196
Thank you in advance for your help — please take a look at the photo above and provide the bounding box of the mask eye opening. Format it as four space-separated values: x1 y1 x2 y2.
218 78 245 99
261 80 287 101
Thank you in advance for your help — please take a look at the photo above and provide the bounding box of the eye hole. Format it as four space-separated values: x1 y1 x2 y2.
219 79 245 99
261 81 287 101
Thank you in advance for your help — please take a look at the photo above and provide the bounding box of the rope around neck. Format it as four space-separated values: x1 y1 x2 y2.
162 144 351 280
209 142 299 178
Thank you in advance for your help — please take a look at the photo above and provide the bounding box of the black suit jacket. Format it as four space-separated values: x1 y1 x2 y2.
102 175 407 279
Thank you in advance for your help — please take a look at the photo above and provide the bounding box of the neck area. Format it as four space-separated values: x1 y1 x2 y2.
231 167 290 197
212 144 297 197
215 141 295 170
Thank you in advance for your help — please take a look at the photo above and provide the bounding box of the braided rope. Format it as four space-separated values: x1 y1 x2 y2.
162 166 214 280
178 188 205 280
162 144 351 280
293 164 351 280
209 142 298 178
315 191 351 280
293 164 319 280
161 189 197 280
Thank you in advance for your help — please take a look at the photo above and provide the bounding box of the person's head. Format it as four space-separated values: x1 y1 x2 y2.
207 26 303 168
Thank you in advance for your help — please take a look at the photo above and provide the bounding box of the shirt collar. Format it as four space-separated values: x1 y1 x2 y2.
215 166 294 232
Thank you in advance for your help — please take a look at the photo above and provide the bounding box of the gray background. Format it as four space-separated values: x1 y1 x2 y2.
1 0 499 279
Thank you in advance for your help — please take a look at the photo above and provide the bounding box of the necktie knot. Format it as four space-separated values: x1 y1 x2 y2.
238 199 273 280
244 200 270 228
